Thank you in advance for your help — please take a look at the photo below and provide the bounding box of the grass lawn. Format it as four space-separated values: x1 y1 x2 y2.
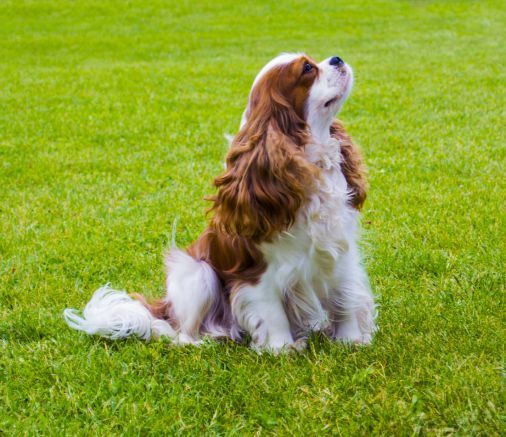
1 0 504 434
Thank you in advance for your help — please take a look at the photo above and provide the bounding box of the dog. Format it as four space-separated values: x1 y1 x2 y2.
65 53 377 352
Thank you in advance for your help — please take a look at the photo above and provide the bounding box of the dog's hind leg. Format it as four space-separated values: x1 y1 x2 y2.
165 249 228 344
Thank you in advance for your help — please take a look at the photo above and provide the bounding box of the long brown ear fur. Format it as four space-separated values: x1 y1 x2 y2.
210 123 318 242
331 120 368 210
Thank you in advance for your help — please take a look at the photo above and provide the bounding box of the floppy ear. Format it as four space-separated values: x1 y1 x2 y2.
210 123 318 242
331 120 368 210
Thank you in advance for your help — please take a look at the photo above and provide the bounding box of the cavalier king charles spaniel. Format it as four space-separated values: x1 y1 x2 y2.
65 53 377 352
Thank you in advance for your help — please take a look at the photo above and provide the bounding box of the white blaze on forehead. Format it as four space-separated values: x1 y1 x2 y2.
249 53 303 91
241 53 304 128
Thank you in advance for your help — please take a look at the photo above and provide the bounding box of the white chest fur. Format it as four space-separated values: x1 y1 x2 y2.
259 138 359 333
304 138 357 262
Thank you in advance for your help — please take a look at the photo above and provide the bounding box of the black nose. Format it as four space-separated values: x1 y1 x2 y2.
329 56 344 67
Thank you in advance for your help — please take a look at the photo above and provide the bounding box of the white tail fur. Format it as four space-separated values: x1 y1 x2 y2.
63 284 175 341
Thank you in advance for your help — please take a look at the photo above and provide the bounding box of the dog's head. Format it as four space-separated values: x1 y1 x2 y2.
240 53 353 143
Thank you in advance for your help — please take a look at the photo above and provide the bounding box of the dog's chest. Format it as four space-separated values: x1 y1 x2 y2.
303 140 352 259
261 139 354 282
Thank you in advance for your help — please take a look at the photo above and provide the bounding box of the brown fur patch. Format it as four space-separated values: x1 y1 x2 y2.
331 120 368 209
130 293 177 327
187 227 267 286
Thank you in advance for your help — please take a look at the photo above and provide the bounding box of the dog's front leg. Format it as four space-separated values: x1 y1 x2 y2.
231 272 297 353
330 244 377 345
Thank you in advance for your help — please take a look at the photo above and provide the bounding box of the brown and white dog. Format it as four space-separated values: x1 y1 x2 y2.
65 53 376 352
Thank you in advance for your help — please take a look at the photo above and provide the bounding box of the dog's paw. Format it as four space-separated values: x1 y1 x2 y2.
335 317 374 346
336 331 372 346
251 338 307 355
304 314 330 333
288 338 308 353
174 333 203 346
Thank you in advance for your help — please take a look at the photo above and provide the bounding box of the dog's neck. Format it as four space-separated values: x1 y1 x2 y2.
308 117 333 145
305 136 342 171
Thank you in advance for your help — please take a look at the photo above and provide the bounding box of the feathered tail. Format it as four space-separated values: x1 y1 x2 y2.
63 284 176 341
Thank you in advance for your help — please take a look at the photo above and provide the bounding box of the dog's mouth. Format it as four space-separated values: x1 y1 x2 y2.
324 96 340 107
324 71 352 108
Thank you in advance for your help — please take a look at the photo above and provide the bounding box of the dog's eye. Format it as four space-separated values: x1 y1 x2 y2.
303 62 313 74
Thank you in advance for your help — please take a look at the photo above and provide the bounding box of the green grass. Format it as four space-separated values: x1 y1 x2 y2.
1 0 505 434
